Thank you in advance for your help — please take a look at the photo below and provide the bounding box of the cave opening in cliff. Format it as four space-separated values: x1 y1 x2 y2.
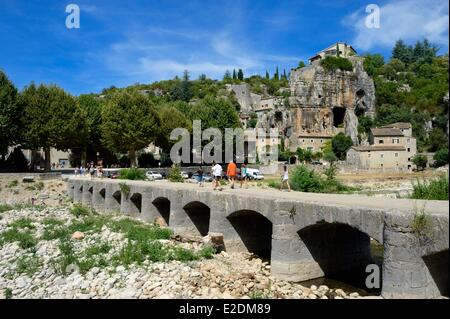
275 111 283 122
333 107 346 128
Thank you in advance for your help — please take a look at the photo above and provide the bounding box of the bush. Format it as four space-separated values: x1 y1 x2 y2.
290 166 323 193
411 176 449 201
412 155 428 171
168 164 184 183
118 168 146 180
320 56 354 72
433 148 449 168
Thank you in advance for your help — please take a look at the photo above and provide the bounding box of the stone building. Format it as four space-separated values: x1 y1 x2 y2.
308 42 357 63
346 123 417 172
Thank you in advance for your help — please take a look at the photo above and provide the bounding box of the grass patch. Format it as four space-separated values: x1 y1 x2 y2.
25 181 45 191
250 291 268 299
10 218 36 230
0 229 37 249
4 288 12 299
16 254 42 276
6 180 18 188
70 204 94 217
411 176 449 201
109 218 172 241
0 204 14 214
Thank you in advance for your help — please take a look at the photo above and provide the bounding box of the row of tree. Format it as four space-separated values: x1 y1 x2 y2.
0 70 242 172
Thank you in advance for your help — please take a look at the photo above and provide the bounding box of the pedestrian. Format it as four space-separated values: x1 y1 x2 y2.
212 161 223 191
279 165 291 192
197 166 204 187
89 165 96 179
227 160 237 189
240 162 248 189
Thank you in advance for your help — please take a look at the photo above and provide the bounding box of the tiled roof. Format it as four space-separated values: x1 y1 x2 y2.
351 145 406 152
371 128 404 137
380 122 412 129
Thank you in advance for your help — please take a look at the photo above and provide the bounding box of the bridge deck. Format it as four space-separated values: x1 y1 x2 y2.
71 177 449 215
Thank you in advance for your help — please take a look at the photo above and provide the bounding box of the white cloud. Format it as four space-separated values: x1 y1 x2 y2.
345 0 449 51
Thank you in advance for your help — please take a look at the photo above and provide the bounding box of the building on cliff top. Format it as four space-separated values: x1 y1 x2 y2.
309 42 358 63
346 123 417 172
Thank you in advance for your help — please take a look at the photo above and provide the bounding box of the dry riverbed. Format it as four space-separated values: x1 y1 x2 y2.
0 205 367 300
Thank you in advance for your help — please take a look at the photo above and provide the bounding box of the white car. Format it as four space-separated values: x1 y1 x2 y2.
181 171 189 179
146 171 163 180
246 169 265 180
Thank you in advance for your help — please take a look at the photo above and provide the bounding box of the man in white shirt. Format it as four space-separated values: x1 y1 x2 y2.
211 161 223 191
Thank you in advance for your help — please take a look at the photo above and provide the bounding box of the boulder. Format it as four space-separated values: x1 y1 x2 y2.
71 231 85 240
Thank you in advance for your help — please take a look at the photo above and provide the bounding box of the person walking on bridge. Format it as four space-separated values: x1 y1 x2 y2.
279 165 291 192
227 160 237 189
212 161 223 191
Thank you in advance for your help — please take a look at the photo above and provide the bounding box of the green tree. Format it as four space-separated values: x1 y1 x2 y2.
232 69 237 80
237 69 244 81
248 112 258 128
19 84 84 171
156 104 192 153
332 133 353 160
0 71 20 160
189 96 241 132
274 66 279 81
265 70 270 79
170 70 193 102
433 148 449 168
223 70 232 83
101 90 161 167
77 94 103 166
392 39 413 64
363 54 385 76
428 128 448 152
298 61 306 68
412 154 428 171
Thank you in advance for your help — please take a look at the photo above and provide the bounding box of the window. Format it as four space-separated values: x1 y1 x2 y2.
408 148 411 152
380 154 384 159
368 153 371 158
320 139 323 143
379 140 384 144
407 139 410 143
381 164 384 168
395 153 399 157
310 140 313 143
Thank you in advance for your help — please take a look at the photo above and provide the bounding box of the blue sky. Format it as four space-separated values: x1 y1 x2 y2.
0 0 448 95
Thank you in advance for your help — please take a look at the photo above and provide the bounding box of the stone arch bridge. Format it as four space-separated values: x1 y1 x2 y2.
68 178 449 299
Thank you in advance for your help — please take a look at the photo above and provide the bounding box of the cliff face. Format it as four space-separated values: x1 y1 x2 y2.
256 57 376 148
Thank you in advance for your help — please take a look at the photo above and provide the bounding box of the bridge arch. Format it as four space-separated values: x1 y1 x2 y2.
423 249 449 298
183 201 211 237
152 197 171 226
130 193 142 213
99 188 106 199
296 221 382 293
226 210 273 260
112 190 121 205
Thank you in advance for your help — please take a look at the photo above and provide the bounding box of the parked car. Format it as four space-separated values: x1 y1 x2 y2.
181 171 189 179
146 171 163 180
246 169 265 180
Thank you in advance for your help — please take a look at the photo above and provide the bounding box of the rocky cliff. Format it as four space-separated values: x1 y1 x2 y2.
256 57 376 148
